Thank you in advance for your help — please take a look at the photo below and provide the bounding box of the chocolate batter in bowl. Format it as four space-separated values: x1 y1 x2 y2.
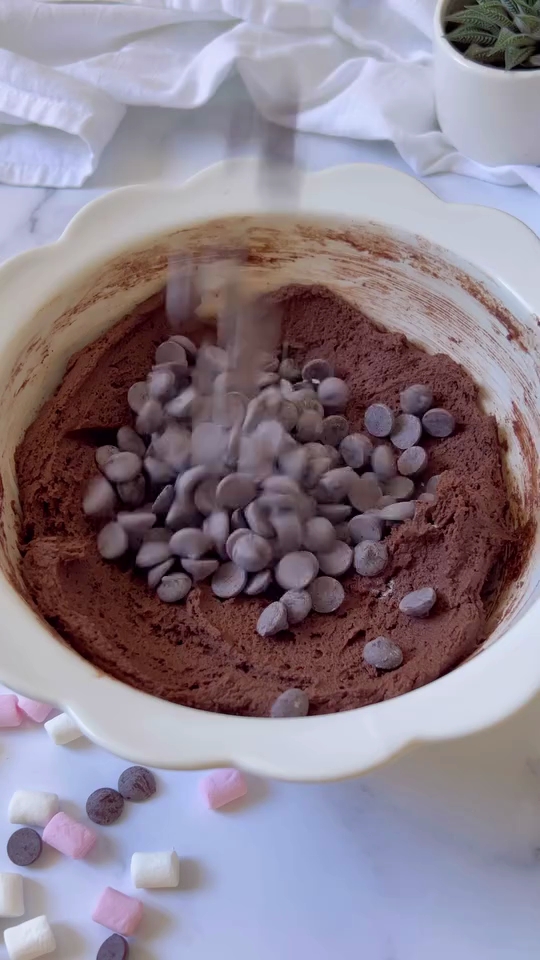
0 164 537 778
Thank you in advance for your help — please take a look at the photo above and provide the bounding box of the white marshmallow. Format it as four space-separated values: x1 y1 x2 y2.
8 791 59 828
44 713 82 746
131 850 180 889
0 873 24 918
4 915 55 960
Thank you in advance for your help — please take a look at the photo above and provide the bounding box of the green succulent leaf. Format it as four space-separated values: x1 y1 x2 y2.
465 41 504 61
445 10 500 30
505 38 536 62
513 12 540 31
528 51 540 60
499 0 521 14
446 25 499 44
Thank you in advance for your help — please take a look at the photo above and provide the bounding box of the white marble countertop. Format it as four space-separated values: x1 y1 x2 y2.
2 81 540 960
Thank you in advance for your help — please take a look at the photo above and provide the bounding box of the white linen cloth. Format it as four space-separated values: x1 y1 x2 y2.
1 0 540 189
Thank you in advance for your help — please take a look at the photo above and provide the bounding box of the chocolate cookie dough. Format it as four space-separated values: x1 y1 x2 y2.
16 286 511 716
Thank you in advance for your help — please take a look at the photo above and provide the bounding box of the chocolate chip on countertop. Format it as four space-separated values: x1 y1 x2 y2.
86 788 124 826
7 827 43 866
400 384 433 416
118 766 156 802
399 587 437 618
271 688 309 718
364 403 394 438
363 637 403 671
97 934 129 960
422 408 456 438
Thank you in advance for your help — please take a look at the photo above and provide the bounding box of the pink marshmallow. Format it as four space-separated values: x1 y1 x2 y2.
0 694 22 727
200 768 247 810
43 811 97 859
92 887 143 936
17 697 53 723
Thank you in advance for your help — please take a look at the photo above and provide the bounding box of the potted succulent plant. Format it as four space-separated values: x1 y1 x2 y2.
434 0 540 165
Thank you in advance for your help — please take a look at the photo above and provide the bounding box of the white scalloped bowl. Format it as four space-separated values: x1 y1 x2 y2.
0 161 538 781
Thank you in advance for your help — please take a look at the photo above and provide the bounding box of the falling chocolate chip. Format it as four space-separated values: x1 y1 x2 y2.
86 788 124 826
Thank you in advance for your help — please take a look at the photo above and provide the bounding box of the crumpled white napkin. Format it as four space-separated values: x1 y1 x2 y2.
1 0 540 189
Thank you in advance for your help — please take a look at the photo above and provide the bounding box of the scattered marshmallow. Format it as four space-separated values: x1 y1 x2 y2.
42 812 96 859
44 713 82 745
92 886 143 936
8 791 59 829
16 699 52 724
200 769 247 810
0 873 24 918
3 915 55 960
0 695 22 728
131 850 180 889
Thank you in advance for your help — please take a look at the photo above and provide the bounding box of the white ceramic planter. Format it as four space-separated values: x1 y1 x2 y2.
434 0 540 166
0 160 538 781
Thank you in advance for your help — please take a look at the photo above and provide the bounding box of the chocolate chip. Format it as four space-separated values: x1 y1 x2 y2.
348 473 382 512
83 476 116 517
157 573 192 602
225 528 250 560
194 477 219 516
118 766 156 802
317 503 353 522
118 476 146 508
7 827 42 866
422 408 455 438
303 517 336 553
383 476 415 501
426 474 441 493
181 558 219 581
279 358 301 382
152 484 175 515
257 601 288 637
279 400 298 432
170 528 212 559
309 576 345 613
371 444 397 480
147 558 174 589
272 511 303 553
399 587 437 617
245 570 272 596
169 334 197 361
281 588 312 624
390 413 422 450
166 386 197 419
97 934 129 960
364 403 394 438
144 457 176 486
354 541 388 576
136 539 172 568
203 510 230 556
349 514 384 543
400 384 433 416
302 358 334 382
275 551 319 590
97 522 129 560
321 415 349 447
317 466 354 503
363 637 403 670
317 377 349 413
103 452 142 484
117 426 146 458
317 541 353 577
86 788 124 826
397 446 428 476
417 492 436 504
127 381 149 414
231 532 273 573
117 511 156 535
216 474 257 510
96 445 118 470
339 433 373 469
147 366 176 402
296 409 323 443
212 561 248 598
271 688 309 718
379 501 416 522
155 339 188 367
136 399 164 436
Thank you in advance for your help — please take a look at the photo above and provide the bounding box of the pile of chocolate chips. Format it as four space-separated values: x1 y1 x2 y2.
83 332 455 715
